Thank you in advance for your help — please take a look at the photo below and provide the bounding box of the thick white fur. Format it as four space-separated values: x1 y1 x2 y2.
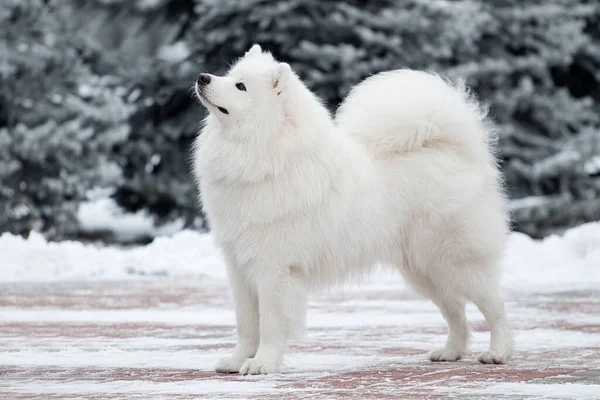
192 45 513 375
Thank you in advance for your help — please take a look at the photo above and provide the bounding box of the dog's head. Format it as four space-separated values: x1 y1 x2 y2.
194 44 292 129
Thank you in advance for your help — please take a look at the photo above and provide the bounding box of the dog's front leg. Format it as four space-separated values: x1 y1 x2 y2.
239 265 308 375
215 256 259 373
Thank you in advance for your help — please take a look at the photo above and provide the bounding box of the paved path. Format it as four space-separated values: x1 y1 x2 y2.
1 277 599 399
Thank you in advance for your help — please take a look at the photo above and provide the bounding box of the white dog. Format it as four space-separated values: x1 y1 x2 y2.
192 44 513 375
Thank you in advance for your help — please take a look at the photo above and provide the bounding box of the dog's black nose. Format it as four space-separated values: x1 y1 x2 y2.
197 73 211 85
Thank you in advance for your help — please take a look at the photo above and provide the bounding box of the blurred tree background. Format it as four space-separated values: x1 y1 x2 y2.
1 0 599 243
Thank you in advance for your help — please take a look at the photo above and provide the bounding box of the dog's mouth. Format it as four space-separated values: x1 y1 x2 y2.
195 84 229 115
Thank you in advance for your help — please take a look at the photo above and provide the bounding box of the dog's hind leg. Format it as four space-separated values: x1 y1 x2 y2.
400 268 470 362
463 273 513 364
428 293 470 362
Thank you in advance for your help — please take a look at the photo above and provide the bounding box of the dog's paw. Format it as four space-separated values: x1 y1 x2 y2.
215 355 247 373
478 350 510 364
239 358 277 375
428 347 463 362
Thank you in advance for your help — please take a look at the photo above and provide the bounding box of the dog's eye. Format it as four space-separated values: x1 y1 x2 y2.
236 83 246 91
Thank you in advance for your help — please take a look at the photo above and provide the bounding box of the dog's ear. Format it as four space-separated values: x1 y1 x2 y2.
246 44 262 57
273 63 291 95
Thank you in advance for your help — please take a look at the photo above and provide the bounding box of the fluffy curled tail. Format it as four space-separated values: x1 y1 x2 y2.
335 69 494 157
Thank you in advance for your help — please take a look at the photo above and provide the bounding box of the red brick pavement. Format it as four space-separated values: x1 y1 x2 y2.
1 279 599 399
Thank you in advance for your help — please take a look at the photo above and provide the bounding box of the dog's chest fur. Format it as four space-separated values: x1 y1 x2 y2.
193 128 345 266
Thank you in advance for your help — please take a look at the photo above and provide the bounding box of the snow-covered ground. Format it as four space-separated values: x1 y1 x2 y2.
1 223 599 399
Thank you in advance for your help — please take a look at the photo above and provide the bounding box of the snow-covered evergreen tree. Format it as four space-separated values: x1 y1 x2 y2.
1 0 599 241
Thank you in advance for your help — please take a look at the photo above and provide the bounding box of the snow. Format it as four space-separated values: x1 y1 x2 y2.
584 155 600 175
7 380 280 397
1 222 599 399
77 195 186 244
2 221 599 289
1 228 222 281
502 224 600 292
157 41 191 63
456 383 600 399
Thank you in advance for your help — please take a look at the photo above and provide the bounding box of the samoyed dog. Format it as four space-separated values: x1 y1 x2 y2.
192 44 513 375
